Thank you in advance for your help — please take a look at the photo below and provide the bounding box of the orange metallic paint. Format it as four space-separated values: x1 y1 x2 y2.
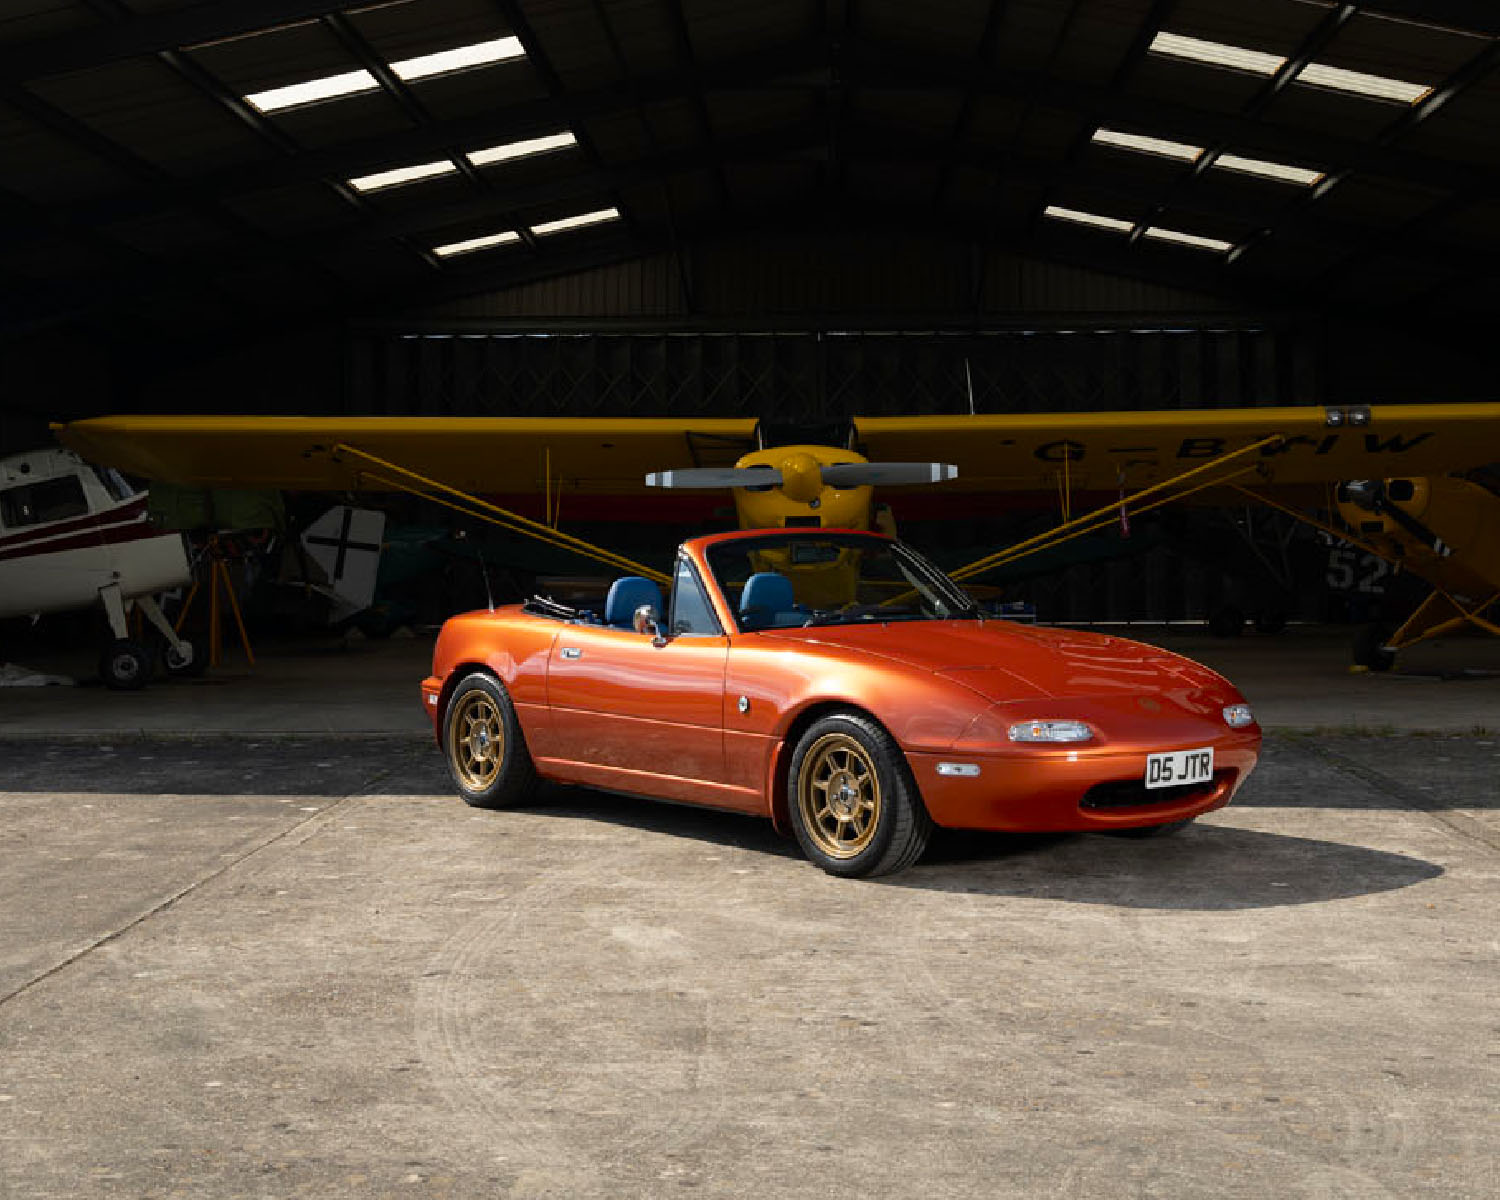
424 529 1262 836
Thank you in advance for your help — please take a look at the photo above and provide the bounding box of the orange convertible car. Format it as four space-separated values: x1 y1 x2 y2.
422 528 1261 877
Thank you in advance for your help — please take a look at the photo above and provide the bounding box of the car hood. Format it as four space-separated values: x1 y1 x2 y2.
761 620 1231 703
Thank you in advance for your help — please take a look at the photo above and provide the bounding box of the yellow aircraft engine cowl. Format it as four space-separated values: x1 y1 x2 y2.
730 445 876 531
1338 475 1500 599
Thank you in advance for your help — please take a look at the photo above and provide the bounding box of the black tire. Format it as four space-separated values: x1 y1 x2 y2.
1208 605 1245 638
162 639 208 678
1352 624 1396 672
1254 611 1288 636
787 712 932 878
1107 818 1195 839
100 639 152 691
441 672 540 809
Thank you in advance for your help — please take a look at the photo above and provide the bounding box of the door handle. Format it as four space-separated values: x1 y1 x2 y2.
560 646 581 660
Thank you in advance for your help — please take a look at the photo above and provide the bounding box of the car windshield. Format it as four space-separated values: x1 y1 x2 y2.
705 532 981 631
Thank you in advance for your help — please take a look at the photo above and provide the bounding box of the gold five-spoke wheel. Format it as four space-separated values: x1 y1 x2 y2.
796 732 882 859
448 688 505 791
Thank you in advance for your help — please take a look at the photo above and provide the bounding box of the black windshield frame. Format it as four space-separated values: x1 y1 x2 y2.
705 532 981 631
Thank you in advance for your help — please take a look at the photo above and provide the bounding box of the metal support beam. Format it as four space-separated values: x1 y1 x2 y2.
0 1 361 86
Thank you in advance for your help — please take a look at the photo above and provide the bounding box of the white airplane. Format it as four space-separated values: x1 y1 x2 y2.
0 446 198 689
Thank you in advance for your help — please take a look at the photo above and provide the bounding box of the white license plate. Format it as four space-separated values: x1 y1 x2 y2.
1144 746 1214 789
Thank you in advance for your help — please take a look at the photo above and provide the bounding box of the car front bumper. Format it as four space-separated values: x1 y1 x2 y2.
907 734 1261 832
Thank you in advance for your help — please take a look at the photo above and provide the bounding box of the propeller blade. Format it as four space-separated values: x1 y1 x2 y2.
645 466 782 489
820 462 959 488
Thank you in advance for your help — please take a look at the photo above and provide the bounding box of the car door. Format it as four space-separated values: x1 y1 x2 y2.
545 556 730 798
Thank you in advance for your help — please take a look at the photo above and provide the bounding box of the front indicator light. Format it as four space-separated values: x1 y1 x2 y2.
1223 703 1255 728
1007 719 1094 743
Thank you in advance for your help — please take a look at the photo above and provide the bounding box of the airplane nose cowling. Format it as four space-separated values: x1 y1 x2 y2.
777 452 824 503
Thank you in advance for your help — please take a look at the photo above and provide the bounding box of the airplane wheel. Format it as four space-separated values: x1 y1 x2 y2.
1208 605 1245 638
1352 624 1396 672
100 639 152 691
163 640 207 678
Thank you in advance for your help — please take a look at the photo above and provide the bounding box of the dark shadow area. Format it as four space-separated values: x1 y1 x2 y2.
0 737 1455 910
0 738 440 797
887 823 1443 909
1232 735 1500 810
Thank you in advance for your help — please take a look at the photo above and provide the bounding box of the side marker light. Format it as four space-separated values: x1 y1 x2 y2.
937 762 981 777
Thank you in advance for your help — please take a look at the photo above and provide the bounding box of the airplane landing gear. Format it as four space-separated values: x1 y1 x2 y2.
100 639 152 690
162 639 206 678
1352 623 1396 672
96 582 200 689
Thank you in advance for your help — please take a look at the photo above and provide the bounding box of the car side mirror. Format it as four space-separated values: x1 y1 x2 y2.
633 604 667 645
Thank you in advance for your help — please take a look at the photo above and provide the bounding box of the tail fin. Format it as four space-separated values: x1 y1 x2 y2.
300 506 386 621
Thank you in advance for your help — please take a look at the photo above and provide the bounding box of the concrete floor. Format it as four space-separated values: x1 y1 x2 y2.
1 627 1497 1198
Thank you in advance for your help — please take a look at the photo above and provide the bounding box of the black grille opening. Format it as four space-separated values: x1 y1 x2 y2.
1082 770 1234 810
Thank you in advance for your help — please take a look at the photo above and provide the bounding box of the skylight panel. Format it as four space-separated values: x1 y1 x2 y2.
1092 128 1204 162
1042 205 1135 234
1149 31 1285 76
468 131 578 167
1214 153 1324 186
1294 62 1432 104
348 159 459 192
392 36 525 82
1143 226 1234 252
433 230 521 257
531 208 620 236
245 69 378 113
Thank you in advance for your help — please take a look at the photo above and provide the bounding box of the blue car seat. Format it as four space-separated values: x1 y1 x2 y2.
739 572 801 631
604 576 664 628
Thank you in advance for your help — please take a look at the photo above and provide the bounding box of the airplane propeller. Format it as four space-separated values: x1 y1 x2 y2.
646 462 958 489
1341 479 1448 554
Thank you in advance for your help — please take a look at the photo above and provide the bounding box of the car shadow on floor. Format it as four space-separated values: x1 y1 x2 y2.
887 823 1443 909
507 788 1442 911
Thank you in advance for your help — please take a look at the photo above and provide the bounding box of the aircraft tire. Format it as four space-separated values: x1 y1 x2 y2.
100 639 152 691
1352 624 1396 672
162 640 208 678
1208 605 1245 638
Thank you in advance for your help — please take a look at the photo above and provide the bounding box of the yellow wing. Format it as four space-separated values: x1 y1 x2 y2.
852 403 1500 490
53 403 1500 496
53 415 758 494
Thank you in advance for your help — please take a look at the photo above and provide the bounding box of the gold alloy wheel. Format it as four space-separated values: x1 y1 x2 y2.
449 688 505 792
796 732 882 859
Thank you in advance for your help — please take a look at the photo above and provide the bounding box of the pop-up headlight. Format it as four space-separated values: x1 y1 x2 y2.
1007 719 1094 743
1222 704 1255 728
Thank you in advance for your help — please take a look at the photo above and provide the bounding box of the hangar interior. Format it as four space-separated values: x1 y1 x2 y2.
2 0 1498 636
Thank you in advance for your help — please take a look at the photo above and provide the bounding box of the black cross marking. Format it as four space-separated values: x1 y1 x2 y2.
305 507 381 580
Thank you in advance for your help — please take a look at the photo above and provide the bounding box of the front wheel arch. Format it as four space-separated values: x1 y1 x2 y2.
768 700 887 836
784 708 933 877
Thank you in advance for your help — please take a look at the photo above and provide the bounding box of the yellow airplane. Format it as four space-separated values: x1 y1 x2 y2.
54 402 1500 669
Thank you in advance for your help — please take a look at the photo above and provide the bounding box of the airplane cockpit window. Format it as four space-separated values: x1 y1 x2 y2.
91 466 137 502
669 556 721 636
0 477 89 528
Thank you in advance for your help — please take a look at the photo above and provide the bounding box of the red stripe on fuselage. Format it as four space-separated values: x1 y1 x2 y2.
0 518 169 563
0 493 149 551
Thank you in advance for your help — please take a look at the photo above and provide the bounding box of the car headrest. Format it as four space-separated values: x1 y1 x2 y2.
604 576 663 627
740 572 795 617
